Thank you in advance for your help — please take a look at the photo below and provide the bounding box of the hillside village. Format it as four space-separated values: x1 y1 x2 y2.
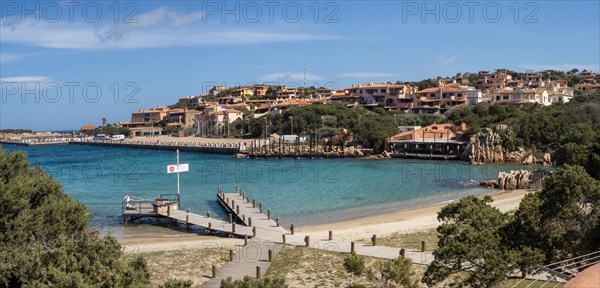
80 69 600 137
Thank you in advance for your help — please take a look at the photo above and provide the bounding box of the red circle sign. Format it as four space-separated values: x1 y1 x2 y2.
169 166 175 172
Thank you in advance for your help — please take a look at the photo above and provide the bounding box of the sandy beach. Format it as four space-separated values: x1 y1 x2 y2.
116 189 530 286
119 189 530 250
297 189 529 242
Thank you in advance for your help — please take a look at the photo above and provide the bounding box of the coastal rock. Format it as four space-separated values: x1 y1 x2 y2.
461 127 505 164
497 169 549 190
498 170 532 190
479 180 499 189
461 126 553 166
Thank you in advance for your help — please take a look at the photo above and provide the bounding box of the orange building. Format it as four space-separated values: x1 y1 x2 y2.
390 123 467 142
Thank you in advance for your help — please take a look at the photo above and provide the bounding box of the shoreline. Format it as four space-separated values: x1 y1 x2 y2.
296 189 529 241
118 189 530 251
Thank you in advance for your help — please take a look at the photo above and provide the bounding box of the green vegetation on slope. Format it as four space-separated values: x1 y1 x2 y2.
446 94 600 178
0 147 151 287
425 165 600 287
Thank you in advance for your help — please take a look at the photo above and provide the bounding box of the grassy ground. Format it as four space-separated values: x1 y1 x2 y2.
266 246 427 288
358 228 439 251
137 247 227 287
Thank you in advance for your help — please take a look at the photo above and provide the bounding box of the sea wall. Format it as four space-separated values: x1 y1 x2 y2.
461 126 552 165
70 141 240 154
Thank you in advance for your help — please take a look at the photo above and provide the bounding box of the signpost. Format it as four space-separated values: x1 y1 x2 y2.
167 150 189 195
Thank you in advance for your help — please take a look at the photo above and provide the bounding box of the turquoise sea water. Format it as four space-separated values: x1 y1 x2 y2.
3 144 535 233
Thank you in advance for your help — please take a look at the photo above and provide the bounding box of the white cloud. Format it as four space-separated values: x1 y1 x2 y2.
99 7 204 42
439 56 458 65
0 7 337 50
519 64 599 72
0 76 51 83
259 72 322 81
339 72 398 78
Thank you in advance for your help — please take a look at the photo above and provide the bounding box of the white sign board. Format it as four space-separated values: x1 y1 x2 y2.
167 163 189 173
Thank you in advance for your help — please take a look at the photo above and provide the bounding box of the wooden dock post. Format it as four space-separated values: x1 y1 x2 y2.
167 205 171 217
268 249 273 262
207 211 210 218
185 215 189 229
282 234 286 245
212 265 217 278
229 213 233 224
305 236 310 247
236 205 240 215
275 217 279 227
351 242 355 254
249 217 252 226
253 199 256 208
400 248 406 258
246 196 249 203
421 240 427 252
232 223 236 234
242 215 246 223
123 215 128 226
267 209 271 220
244 235 248 246
371 234 377 246
232 200 235 209
207 222 212 234
252 227 256 237
290 224 295 235
229 250 234 262
329 231 333 241
259 202 263 213
256 266 261 279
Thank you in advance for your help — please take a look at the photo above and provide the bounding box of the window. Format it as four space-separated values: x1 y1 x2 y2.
429 93 436 98
457 93 463 97
381 89 386 93
503 95 509 100
496 96 500 101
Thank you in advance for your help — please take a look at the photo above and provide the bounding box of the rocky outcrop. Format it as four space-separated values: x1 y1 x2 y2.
497 169 549 190
462 127 505 164
498 170 533 190
461 126 553 166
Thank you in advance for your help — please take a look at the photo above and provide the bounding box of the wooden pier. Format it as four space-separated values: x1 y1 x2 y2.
122 187 434 285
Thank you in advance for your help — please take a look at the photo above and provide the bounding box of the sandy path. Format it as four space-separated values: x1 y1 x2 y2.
118 235 243 253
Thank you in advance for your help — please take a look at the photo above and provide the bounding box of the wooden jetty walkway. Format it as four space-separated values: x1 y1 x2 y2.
122 187 434 285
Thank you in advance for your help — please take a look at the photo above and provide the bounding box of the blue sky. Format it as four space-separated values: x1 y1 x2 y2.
1 1 599 131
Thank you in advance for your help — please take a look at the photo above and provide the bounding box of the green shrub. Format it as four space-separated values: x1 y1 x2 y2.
343 254 365 276
220 276 288 288
159 278 194 288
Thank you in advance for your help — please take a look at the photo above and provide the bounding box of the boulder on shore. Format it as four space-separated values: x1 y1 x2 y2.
497 169 549 190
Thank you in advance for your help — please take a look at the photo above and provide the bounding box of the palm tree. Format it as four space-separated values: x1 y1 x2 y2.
102 117 106 127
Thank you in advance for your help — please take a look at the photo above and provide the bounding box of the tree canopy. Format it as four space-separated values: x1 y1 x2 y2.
0 147 151 287
424 165 600 286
